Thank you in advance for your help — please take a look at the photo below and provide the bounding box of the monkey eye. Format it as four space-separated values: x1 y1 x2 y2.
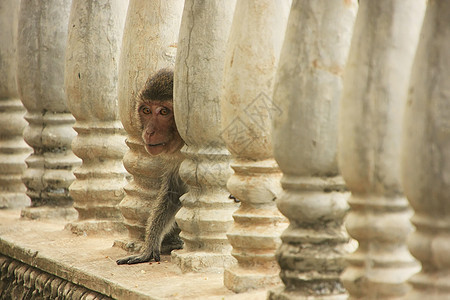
141 106 151 115
159 107 170 116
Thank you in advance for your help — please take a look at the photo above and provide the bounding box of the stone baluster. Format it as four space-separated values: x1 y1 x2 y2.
16 0 80 220
221 0 291 293
0 0 32 209
268 1 357 299
402 2 450 299
171 0 238 273
115 0 184 252
64 0 129 235
339 1 426 298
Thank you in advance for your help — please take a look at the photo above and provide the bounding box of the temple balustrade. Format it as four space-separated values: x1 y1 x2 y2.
0 1 448 299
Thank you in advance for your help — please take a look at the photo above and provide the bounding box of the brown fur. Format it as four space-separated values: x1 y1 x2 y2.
139 68 173 102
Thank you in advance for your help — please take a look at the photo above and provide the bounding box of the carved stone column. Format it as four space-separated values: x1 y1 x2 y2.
0 0 32 209
115 0 184 251
16 0 80 219
339 1 425 298
64 0 129 235
221 0 291 293
402 2 450 299
268 1 357 299
171 0 238 273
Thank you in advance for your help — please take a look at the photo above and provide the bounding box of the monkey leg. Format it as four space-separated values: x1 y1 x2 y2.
161 227 183 254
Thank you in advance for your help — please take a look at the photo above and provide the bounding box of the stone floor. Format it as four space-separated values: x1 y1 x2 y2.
0 209 268 299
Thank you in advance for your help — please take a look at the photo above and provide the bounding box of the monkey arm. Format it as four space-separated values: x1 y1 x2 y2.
116 197 181 265
145 191 182 261
116 170 183 265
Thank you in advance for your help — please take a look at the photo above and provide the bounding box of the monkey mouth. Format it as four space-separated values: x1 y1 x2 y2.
147 143 166 147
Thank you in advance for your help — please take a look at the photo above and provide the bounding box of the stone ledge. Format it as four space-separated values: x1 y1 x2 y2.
0 209 268 299
0 255 109 299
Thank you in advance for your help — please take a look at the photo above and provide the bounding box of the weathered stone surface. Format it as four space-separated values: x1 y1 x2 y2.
115 0 184 251
339 1 425 298
64 0 129 235
221 0 291 293
401 1 450 299
268 1 357 299
0 0 32 209
16 0 80 219
171 0 238 274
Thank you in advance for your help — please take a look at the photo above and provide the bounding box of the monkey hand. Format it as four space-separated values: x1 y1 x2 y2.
116 248 160 265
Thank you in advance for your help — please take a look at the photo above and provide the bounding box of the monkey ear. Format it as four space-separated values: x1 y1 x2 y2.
137 87 146 103
133 96 139 113
131 95 143 130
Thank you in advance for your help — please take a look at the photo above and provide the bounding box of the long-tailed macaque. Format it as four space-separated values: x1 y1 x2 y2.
117 69 186 265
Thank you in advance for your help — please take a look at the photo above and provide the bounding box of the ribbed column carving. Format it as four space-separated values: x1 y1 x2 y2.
402 2 450 299
171 0 238 273
0 0 32 209
115 0 184 251
268 1 357 299
16 0 80 219
339 1 425 298
64 0 129 235
221 0 291 293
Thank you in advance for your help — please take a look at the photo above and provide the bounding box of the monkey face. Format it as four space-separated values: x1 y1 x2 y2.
138 100 184 156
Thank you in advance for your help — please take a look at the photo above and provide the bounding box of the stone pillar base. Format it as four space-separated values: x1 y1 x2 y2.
407 272 450 300
0 192 30 209
172 249 236 273
224 265 281 293
267 286 348 300
65 220 126 236
20 206 77 220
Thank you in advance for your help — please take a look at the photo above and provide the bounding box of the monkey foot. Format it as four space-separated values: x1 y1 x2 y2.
116 251 160 265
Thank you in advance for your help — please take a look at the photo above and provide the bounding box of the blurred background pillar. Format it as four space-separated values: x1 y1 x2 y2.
64 0 129 235
115 0 184 252
339 1 425 298
0 0 32 209
17 0 80 220
402 1 450 299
